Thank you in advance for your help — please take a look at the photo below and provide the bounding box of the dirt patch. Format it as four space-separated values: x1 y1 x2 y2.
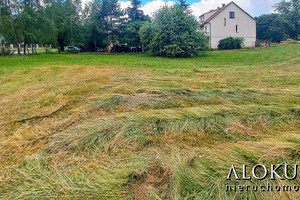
129 165 172 199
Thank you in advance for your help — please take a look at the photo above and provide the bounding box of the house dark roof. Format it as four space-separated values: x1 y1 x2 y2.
200 1 256 26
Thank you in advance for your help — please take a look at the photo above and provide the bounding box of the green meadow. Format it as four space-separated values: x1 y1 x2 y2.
0 45 300 199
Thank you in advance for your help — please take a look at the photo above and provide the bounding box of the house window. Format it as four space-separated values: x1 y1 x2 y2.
229 12 235 19
205 26 207 32
224 18 226 26
236 25 239 33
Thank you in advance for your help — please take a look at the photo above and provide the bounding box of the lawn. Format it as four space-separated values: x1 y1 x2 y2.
0 45 300 199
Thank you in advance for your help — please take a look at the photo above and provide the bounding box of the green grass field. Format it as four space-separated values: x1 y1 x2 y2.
0 45 300 199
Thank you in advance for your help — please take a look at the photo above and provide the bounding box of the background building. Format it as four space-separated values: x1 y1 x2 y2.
199 1 257 49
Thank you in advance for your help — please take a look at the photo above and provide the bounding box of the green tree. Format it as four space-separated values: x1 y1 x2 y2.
0 0 15 54
36 9 57 51
119 0 150 51
87 0 121 52
120 21 144 52
43 0 85 51
86 2 107 50
126 0 148 21
256 14 288 42
1 0 90 55
18 0 43 54
139 21 153 48
274 0 300 39
178 0 189 9
102 0 121 52
1 0 58 54
0 0 25 54
140 5 208 57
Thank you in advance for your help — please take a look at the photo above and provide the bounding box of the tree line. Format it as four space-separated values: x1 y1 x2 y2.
0 0 299 56
0 0 208 57
0 0 152 54
256 0 300 42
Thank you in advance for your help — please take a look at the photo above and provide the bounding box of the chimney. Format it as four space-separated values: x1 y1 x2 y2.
222 3 225 7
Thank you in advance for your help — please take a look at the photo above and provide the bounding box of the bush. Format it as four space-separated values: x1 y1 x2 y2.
218 37 244 50
139 5 208 58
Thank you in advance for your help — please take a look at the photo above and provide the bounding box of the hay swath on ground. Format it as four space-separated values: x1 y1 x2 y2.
0 45 300 199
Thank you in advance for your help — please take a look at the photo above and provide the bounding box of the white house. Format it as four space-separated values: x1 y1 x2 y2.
199 1 256 49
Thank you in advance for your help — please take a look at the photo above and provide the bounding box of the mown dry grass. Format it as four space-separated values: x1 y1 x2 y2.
0 45 300 199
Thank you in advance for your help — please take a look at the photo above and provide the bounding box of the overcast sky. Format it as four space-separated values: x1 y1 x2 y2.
116 0 282 17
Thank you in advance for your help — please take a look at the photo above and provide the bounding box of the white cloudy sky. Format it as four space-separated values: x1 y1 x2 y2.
82 0 282 17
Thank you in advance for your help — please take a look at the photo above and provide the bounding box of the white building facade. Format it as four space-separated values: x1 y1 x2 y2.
199 2 256 49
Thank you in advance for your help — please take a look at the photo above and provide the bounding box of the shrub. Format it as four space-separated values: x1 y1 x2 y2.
139 5 208 58
218 37 244 50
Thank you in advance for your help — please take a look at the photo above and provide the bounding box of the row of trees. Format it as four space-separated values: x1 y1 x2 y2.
1 0 298 56
0 0 207 57
256 0 300 42
0 0 152 54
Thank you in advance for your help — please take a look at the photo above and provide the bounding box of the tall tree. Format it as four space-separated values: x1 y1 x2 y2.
274 0 300 39
178 0 189 9
87 0 121 51
256 14 288 42
104 0 121 52
86 1 107 50
43 0 85 51
120 20 144 52
126 0 146 21
120 0 150 51
0 0 20 54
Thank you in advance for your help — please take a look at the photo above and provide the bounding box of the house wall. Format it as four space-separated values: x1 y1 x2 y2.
208 3 256 49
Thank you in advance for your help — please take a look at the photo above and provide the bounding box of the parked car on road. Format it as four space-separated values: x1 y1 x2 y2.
65 46 80 53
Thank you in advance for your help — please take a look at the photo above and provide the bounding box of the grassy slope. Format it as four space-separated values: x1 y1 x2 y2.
0 45 299 199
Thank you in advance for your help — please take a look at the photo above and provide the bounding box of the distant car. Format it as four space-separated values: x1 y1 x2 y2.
65 46 80 53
